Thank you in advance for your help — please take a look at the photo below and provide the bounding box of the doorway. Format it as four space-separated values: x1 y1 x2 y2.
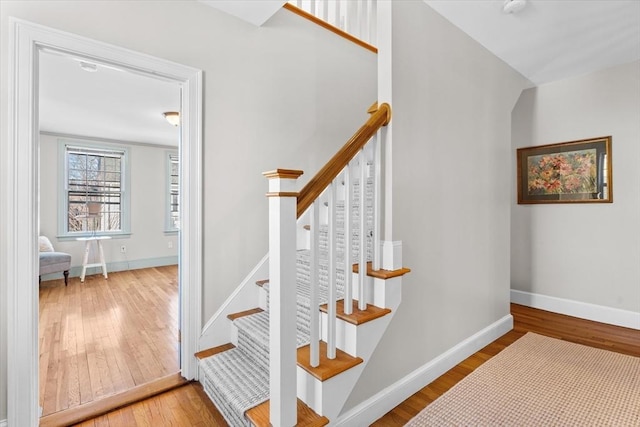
37 50 183 416
6 19 203 426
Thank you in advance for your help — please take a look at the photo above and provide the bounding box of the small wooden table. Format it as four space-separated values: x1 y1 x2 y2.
76 236 111 282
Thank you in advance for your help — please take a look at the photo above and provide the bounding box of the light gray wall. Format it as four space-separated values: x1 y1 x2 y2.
0 0 376 420
345 1 527 412
39 134 179 274
511 60 640 313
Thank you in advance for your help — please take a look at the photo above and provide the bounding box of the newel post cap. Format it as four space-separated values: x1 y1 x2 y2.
263 169 304 180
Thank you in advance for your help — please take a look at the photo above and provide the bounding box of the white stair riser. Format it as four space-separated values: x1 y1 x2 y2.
300 313 396 422
373 276 403 309
258 285 269 311
297 365 363 420
229 322 239 347
349 272 374 302
320 310 395 358
321 315 359 357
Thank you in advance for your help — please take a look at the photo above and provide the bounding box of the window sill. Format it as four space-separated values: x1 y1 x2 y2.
56 232 131 242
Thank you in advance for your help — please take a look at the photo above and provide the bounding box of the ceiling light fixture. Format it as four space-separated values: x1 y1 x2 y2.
163 111 180 127
503 0 527 14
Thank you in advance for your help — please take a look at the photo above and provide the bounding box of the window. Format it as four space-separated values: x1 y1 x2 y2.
59 141 130 237
167 152 179 231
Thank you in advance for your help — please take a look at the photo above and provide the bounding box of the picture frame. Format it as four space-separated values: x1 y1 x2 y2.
517 136 612 204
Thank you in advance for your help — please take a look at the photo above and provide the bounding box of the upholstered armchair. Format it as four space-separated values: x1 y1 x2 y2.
39 236 72 286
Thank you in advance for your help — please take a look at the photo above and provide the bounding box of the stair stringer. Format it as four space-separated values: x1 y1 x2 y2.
199 254 269 350
297 274 403 423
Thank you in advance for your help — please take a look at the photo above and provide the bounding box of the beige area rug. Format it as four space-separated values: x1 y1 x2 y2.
407 333 640 426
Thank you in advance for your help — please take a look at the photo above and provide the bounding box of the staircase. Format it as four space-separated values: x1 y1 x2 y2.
196 103 409 425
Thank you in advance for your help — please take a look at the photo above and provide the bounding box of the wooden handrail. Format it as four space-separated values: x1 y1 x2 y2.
297 103 391 218
283 3 378 54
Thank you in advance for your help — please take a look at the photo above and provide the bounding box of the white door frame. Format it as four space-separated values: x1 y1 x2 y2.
6 18 203 426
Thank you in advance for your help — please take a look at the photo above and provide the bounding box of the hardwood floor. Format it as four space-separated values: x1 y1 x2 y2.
72 382 227 427
74 303 639 426
39 265 180 417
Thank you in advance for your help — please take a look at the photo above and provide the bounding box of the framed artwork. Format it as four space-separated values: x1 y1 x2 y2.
517 136 612 204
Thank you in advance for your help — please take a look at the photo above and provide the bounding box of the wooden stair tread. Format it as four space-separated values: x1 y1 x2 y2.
353 261 411 279
246 398 329 427
256 279 269 287
319 299 391 325
195 343 235 360
297 341 363 381
227 307 264 321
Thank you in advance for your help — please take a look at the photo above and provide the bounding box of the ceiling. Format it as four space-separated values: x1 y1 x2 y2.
424 0 640 86
39 50 180 147
38 1 640 145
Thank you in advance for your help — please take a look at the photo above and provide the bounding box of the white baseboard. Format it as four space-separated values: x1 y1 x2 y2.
511 289 640 330
40 255 178 281
0 419 7 427
335 314 513 426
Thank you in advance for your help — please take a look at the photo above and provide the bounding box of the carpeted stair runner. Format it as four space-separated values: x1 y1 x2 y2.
199 178 373 426
200 348 270 427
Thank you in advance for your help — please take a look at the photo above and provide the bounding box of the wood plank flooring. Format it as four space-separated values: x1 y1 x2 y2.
72 382 226 427
74 303 640 426
39 265 180 417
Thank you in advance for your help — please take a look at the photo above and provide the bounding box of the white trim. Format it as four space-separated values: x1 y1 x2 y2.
0 419 7 427
199 254 269 349
6 18 203 426
381 240 402 271
511 289 640 330
41 130 177 150
335 314 513 426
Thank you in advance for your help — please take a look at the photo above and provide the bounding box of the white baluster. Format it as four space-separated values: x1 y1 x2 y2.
291 0 376 46
335 0 344 31
310 200 320 367
373 134 381 271
369 0 377 45
327 181 337 359
346 0 357 38
358 150 367 310
321 0 329 23
343 163 353 315
358 0 366 43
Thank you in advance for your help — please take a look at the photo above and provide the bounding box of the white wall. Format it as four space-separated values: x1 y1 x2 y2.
344 1 526 412
0 0 376 420
511 61 640 315
39 134 179 277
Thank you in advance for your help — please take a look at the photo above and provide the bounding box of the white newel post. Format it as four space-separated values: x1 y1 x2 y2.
263 169 303 427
